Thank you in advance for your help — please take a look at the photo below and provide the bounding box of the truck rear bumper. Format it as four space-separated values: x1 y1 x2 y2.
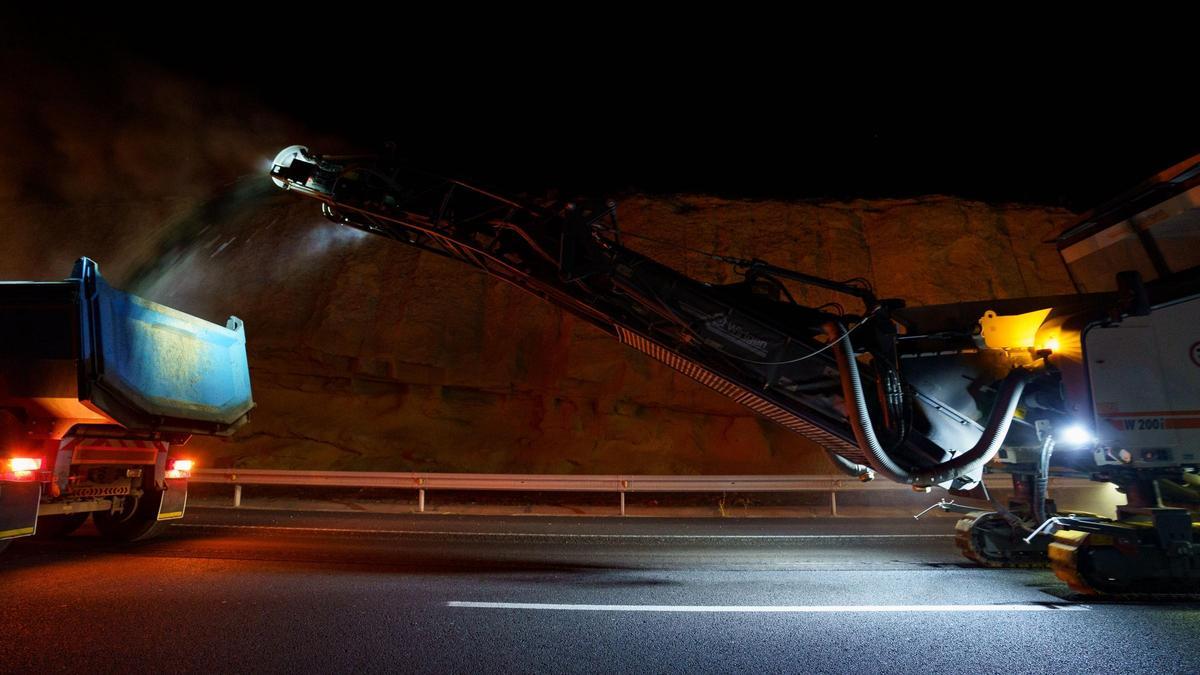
0 477 190 544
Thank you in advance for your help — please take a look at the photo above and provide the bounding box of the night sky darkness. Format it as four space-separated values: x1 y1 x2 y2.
5 13 1198 210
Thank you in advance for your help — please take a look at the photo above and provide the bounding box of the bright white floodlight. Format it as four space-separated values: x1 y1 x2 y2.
1059 424 1096 447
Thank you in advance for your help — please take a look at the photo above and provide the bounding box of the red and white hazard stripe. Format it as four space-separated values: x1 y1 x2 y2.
59 437 168 465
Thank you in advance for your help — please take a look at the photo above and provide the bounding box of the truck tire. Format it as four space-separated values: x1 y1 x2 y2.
94 489 170 543
34 512 90 538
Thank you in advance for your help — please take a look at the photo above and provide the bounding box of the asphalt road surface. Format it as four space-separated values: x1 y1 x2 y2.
2 509 1199 674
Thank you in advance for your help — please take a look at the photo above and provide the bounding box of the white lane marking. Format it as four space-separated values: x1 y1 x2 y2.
170 524 955 540
447 601 1089 613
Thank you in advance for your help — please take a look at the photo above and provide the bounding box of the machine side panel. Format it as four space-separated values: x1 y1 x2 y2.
1087 295 1200 466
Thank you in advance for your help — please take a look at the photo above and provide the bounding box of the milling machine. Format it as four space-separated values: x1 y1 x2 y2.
271 145 1200 594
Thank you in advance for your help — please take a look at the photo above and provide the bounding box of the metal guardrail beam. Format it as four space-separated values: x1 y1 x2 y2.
190 469 1100 516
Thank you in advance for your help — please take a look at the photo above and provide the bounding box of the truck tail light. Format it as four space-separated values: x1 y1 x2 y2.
3 457 43 481
165 458 194 479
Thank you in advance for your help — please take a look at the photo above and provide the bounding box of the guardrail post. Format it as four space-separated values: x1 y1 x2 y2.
234 484 242 508
620 479 628 516
418 488 425 513
829 490 837 517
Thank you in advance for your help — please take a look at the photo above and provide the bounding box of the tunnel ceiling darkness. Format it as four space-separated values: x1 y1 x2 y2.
4 14 1197 209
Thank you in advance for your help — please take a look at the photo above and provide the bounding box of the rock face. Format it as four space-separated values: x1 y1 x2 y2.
2 184 1076 474
0 52 1078 474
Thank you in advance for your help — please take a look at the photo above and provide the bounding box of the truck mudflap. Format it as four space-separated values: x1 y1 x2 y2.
0 482 42 540
157 478 188 521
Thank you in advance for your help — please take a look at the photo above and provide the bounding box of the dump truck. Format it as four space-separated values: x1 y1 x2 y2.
272 145 1199 594
0 258 253 552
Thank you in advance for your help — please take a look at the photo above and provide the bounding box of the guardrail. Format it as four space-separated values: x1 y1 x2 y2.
190 469 1098 516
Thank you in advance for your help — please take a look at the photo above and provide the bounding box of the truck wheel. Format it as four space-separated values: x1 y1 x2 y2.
34 512 90 538
94 489 170 543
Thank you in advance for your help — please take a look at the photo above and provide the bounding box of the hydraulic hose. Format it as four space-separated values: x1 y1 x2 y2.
824 322 1031 487
825 450 875 482
1032 435 1055 524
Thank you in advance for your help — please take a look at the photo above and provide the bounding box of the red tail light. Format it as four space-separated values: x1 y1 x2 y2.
165 458 194 479
3 457 43 481
8 457 41 472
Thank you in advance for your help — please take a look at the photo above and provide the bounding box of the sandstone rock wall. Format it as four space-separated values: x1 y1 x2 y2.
2 184 1075 474
0 52 1077 474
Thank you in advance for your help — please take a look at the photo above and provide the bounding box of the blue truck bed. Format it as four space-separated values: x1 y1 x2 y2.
0 258 253 436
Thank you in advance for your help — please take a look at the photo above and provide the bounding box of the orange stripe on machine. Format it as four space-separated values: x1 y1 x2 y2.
1099 410 1200 418
1105 417 1200 432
